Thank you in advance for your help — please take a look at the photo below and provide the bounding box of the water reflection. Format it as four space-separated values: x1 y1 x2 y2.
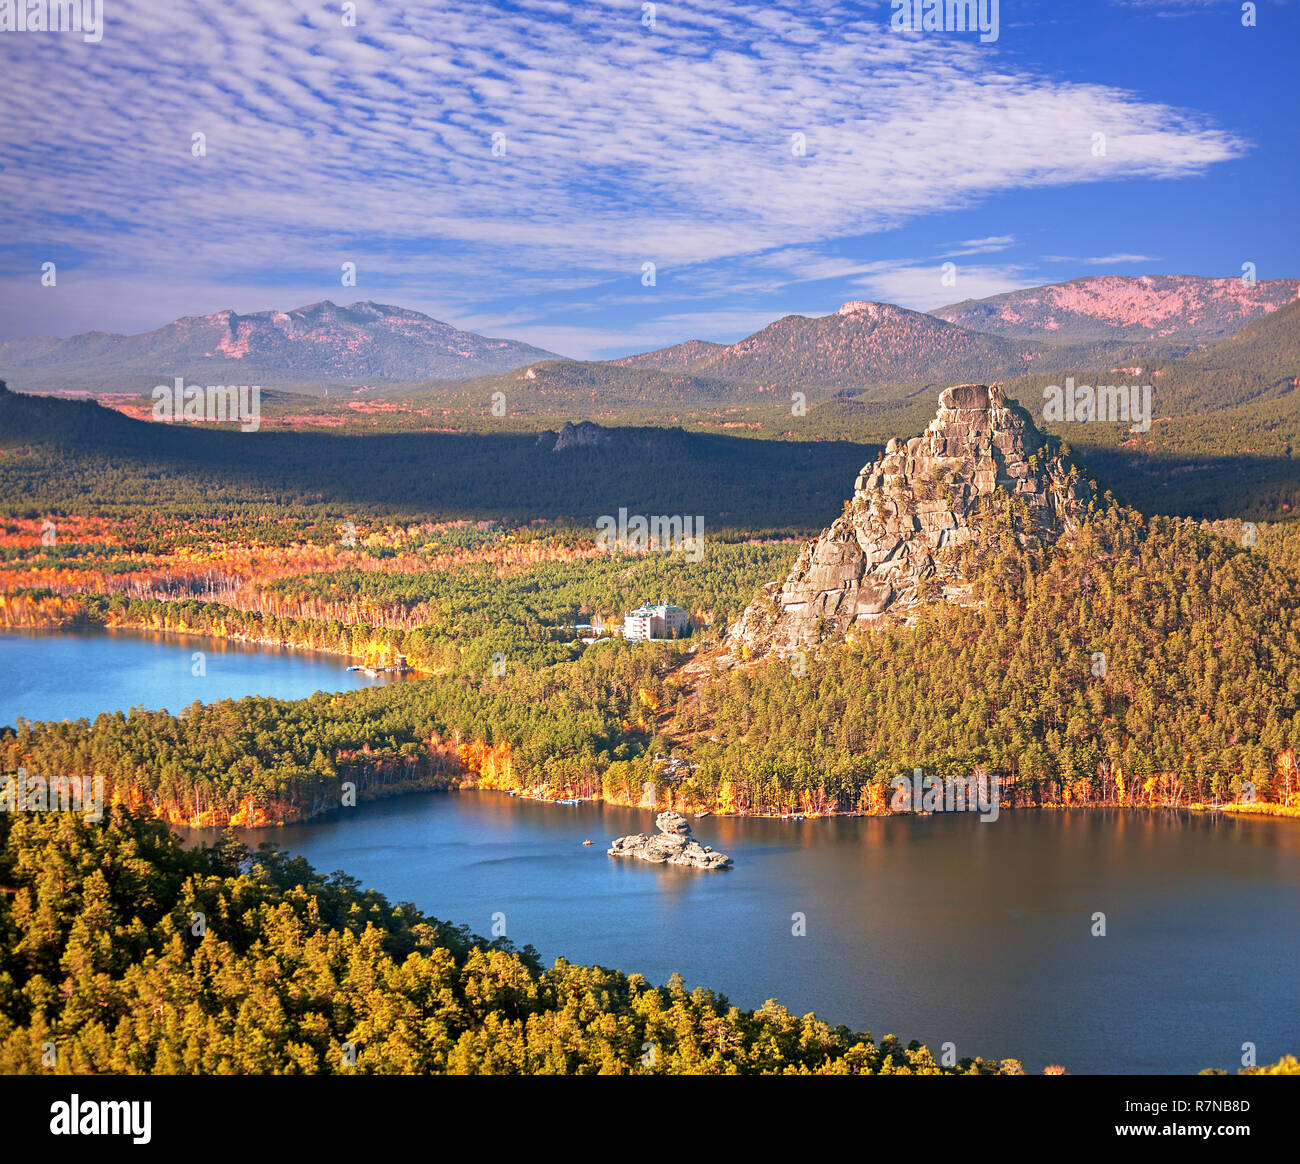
193 793 1300 1075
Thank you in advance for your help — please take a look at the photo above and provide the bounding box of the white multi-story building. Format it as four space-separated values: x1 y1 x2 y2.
623 603 689 641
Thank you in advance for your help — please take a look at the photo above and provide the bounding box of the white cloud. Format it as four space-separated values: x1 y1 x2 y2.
0 0 1247 339
850 262 1032 309
1042 253 1162 265
944 236 1017 257
477 309 786 361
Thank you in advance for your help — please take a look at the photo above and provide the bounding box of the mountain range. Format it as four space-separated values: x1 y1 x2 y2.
1 276 1295 405
614 276 1298 388
2 289 1294 523
462 276 1297 411
615 300 1037 389
933 275 1297 347
0 300 561 392
454 300 1057 412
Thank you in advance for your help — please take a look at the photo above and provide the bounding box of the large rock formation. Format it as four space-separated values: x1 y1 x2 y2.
732 385 1095 655
538 420 613 452
608 811 732 870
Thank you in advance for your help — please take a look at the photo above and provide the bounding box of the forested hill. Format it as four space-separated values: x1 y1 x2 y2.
1148 293 1300 413
621 301 1037 389
989 294 1299 521
0 381 144 446
0 382 873 532
2 510 1295 825
677 508 1300 817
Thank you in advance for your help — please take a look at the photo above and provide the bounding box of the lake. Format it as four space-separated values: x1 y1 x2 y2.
3 629 1296 1075
210 792 1300 1076
0 628 406 726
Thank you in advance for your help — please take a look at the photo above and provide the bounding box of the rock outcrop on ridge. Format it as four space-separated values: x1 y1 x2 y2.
608 811 732 870
731 384 1095 656
537 419 612 452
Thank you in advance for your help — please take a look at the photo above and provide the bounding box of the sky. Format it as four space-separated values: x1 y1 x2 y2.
0 0 1296 358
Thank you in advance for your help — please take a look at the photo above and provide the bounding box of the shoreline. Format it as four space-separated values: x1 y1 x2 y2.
0 598 433 673
0 618 430 674
174 783 1300 833
4 622 1293 827
488 789 1300 822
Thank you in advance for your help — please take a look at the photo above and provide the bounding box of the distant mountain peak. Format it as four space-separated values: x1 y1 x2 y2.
0 301 562 392
834 300 896 319
672 298 1033 389
934 274 1299 348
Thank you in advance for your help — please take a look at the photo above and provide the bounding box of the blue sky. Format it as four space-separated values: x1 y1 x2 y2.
0 0 1295 357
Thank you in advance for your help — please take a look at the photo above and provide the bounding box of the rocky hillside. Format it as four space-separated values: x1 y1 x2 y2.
484 358 745 406
609 339 727 371
731 384 1096 655
463 301 1042 412
642 301 1038 389
0 300 560 392
933 275 1298 350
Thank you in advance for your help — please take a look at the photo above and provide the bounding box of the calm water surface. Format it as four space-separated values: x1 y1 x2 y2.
212 793 1300 1076
4 630 1296 1075
0 628 405 726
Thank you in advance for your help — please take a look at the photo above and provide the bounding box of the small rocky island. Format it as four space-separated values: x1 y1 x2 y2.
608 811 732 870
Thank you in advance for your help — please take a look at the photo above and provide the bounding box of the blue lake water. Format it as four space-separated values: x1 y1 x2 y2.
208 793 1300 1076
3 629 1297 1075
0 628 403 726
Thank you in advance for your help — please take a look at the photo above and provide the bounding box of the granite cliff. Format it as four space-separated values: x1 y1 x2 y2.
731 384 1096 656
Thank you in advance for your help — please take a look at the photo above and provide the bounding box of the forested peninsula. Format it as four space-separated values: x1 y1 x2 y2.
2 507 1297 826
